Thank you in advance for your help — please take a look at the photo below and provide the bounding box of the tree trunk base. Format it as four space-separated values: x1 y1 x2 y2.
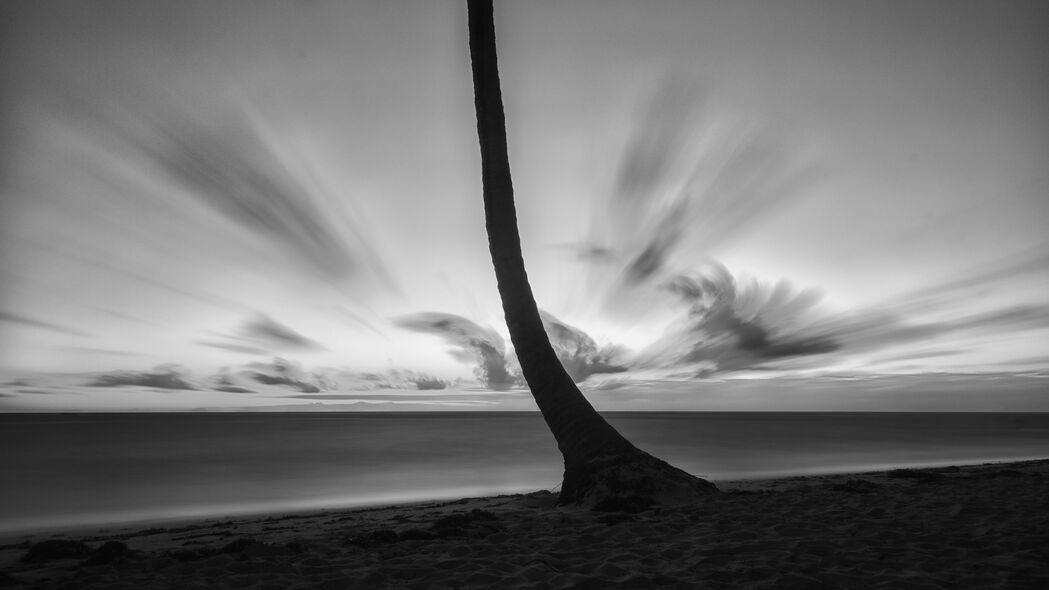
558 449 719 508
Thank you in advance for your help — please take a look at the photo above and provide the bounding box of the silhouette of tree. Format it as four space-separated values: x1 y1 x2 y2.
466 0 717 505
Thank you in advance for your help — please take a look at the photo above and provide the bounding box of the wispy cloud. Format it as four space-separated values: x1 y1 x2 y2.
142 114 370 282
805 303 1049 361
38 73 394 292
565 78 1047 378
0 311 93 338
583 80 819 305
539 311 627 382
197 341 272 356
635 261 838 374
393 312 514 390
626 256 1049 376
900 247 1049 303
58 346 145 358
203 313 325 356
239 314 325 351
25 233 243 312
394 310 628 385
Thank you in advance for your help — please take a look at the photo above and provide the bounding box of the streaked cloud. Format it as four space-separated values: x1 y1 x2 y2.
539 311 627 383
582 81 820 308
239 314 325 351
41 76 393 289
804 303 1049 362
58 346 146 358
0 311 93 339
635 261 838 374
1 1 1046 410
393 312 514 390
197 341 272 356
204 313 325 356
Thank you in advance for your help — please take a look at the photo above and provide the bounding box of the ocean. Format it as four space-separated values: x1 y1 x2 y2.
2 412 1048 533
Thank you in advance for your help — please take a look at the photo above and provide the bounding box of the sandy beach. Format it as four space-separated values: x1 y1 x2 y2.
2 459 1046 589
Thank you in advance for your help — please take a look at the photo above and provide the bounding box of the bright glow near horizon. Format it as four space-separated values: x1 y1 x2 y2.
1 1 1048 411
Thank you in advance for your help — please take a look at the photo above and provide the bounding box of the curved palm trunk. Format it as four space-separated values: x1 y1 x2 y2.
467 0 716 504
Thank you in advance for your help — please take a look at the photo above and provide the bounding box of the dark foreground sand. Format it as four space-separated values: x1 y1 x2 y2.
2 459 1047 589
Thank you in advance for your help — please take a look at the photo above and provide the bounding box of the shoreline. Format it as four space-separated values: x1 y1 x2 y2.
5 454 1047 540
3 458 1047 588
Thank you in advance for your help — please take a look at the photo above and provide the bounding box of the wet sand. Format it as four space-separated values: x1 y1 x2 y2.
2 459 1047 589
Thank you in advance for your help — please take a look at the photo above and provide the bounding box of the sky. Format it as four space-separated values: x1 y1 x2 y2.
1 0 1047 411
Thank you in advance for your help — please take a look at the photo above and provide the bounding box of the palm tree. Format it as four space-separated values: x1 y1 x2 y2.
467 0 717 505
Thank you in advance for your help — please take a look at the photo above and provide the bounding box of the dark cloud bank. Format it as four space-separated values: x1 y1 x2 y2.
86 358 455 395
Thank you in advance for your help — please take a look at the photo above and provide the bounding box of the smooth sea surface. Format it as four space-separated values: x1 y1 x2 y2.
2 412 1048 533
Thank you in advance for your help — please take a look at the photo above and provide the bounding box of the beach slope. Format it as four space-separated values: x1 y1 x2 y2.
2 459 1047 589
